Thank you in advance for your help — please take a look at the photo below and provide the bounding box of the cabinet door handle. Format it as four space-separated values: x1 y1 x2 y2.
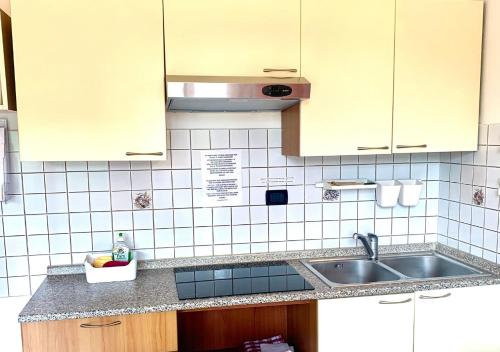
80 321 122 329
396 144 427 149
263 68 298 73
418 292 451 300
125 152 163 156
357 146 390 151
378 298 412 305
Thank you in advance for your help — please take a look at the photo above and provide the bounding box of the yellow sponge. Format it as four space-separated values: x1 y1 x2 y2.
93 256 112 268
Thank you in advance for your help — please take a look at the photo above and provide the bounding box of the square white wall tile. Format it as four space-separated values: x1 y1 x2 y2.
26 215 48 235
24 194 46 214
67 172 89 192
170 130 191 150
45 173 67 193
191 130 210 150
22 174 45 194
249 130 267 148
210 130 229 149
3 216 26 236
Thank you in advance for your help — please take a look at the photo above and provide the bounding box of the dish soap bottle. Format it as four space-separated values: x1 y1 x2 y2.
112 233 131 263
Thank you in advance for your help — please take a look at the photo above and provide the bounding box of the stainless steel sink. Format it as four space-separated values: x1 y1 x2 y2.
379 254 482 279
302 252 485 287
304 259 401 285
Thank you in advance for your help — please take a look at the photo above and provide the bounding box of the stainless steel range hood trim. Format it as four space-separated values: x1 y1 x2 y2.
165 75 311 112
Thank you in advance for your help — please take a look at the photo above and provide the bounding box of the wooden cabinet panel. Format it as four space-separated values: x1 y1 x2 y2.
285 0 395 156
164 0 300 77
11 0 166 161
21 311 177 352
318 294 414 352
177 301 317 352
0 9 15 111
393 0 483 153
414 285 500 352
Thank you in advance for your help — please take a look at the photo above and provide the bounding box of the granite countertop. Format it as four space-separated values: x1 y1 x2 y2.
18 243 500 323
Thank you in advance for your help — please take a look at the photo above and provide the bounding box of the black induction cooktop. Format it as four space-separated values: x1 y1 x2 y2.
174 261 314 300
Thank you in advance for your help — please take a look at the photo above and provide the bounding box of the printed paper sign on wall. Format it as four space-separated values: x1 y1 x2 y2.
200 150 243 207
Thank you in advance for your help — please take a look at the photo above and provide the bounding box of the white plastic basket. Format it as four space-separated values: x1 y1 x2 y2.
398 179 423 207
84 253 137 284
376 181 402 208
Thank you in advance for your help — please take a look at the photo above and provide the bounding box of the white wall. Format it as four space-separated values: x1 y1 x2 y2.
480 0 500 124
0 296 30 352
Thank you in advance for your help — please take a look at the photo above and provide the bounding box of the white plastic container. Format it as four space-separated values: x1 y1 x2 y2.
398 180 423 206
376 181 402 207
84 253 137 284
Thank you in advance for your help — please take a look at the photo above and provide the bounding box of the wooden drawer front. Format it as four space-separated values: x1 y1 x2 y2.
21 311 177 352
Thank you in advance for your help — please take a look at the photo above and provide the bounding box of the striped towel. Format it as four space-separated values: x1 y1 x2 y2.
260 343 294 352
242 335 285 352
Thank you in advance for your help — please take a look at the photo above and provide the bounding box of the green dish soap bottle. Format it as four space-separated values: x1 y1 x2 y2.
112 233 131 263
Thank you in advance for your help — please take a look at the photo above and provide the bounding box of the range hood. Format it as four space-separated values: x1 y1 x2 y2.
166 75 311 112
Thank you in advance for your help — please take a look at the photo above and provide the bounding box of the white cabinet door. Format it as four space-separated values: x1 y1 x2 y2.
392 0 483 153
414 285 500 352
318 294 414 352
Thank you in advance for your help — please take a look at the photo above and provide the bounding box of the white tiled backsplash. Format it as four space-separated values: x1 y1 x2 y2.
0 115 445 297
438 124 500 263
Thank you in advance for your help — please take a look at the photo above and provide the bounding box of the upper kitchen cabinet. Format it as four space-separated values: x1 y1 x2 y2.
392 0 483 153
11 0 166 161
164 0 300 77
283 0 395 156
0 9 15 111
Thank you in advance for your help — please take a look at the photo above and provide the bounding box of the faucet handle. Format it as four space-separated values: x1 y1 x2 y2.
367 233 378 245
353 233 362 240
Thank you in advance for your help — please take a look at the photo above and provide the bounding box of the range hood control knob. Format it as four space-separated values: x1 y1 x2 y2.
262 85 293 97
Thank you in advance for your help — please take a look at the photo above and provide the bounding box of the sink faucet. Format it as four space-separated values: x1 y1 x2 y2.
353 233 378 260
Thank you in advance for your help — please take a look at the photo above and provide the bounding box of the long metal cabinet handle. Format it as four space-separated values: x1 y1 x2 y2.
263 68 298 73
357 146 390 151
125 152 164 156
419 292 452 300
396 144 427 149
80 321 122 328
378 298 412 305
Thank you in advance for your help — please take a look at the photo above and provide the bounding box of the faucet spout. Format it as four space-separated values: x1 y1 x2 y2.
353 233 378 260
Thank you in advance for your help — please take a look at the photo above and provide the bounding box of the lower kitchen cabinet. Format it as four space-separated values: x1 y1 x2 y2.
20 311 177 352
177 301 317 352
319 285 500 352
318 293 414 352
414 285 500 352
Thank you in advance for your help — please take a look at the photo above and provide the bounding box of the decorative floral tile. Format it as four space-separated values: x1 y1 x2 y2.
134 192 152 209
472 188 484 206
323 189 340 201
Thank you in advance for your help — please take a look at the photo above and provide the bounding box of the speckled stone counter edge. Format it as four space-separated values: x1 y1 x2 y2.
21 243 500 323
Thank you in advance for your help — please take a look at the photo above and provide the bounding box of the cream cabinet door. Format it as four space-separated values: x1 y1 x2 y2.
285 0 395 156
392 0 483 153
164 0 300 77
318 294 414 352
12 0 166 161
414 285 500 352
